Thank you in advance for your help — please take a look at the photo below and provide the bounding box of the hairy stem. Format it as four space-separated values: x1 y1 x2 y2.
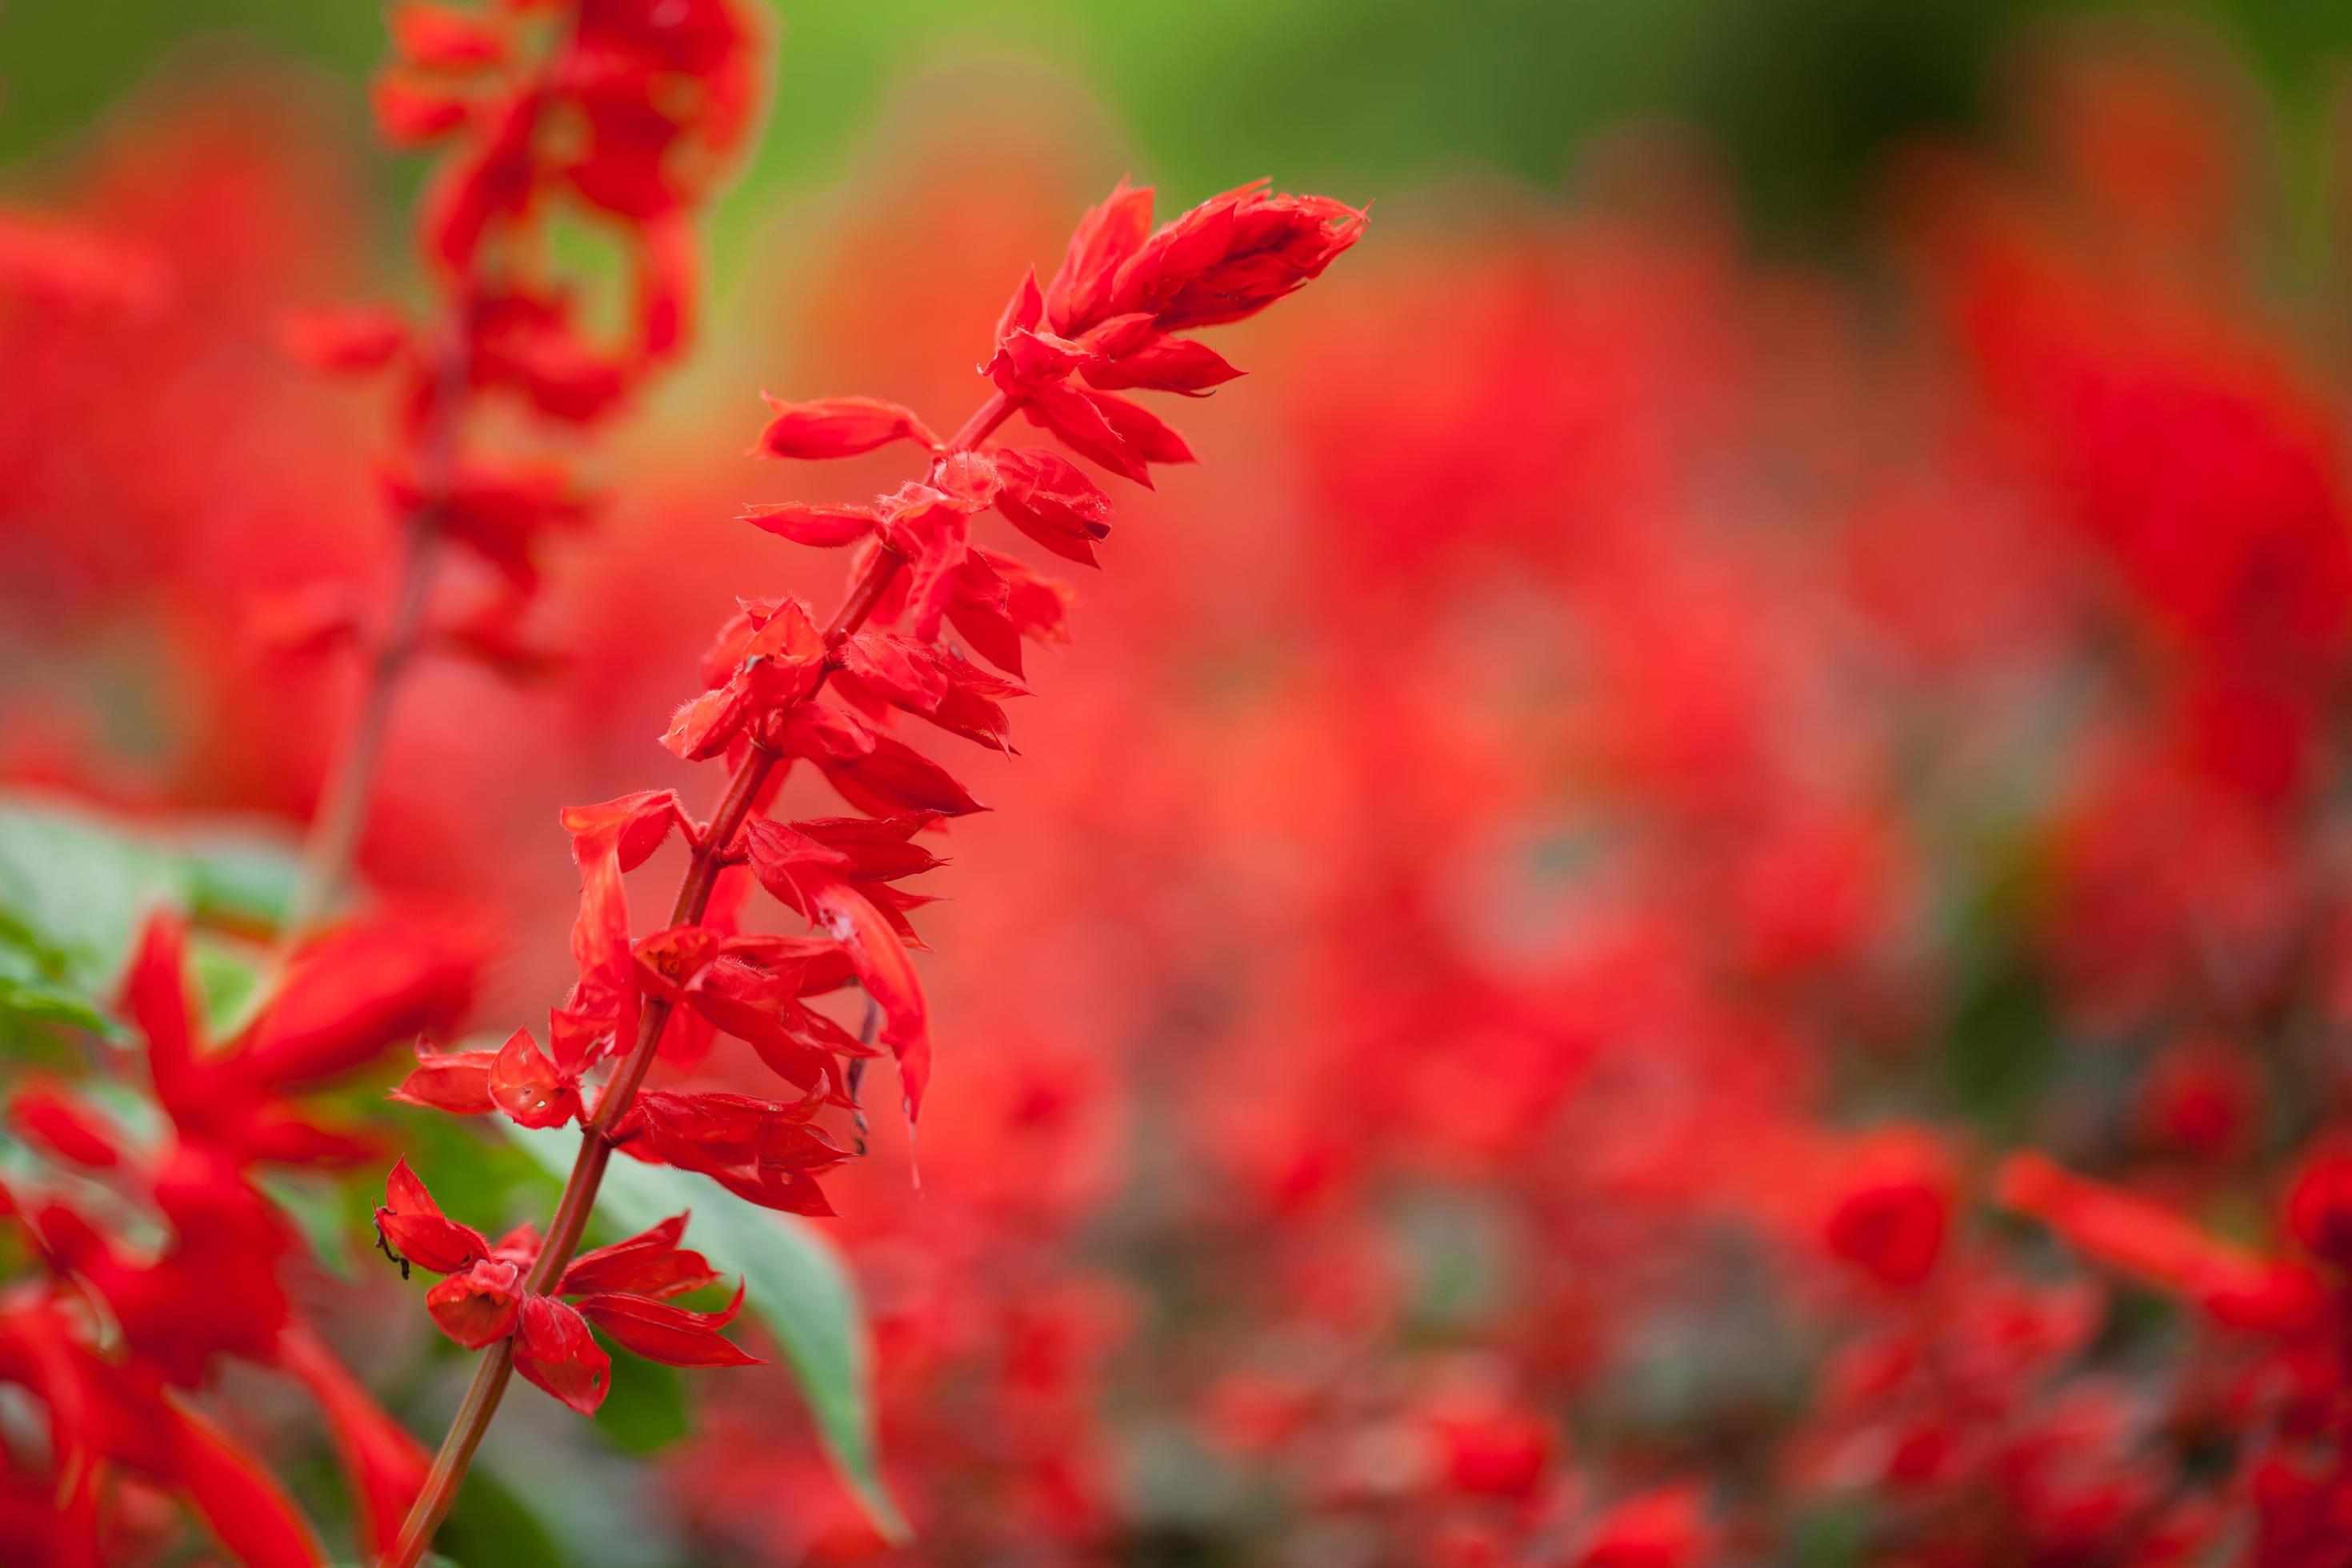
381 390 1015 1566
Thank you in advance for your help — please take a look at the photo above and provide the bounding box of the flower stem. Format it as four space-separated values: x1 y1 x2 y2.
379 390 1018 1568
286 514 439 935
288 346 469 935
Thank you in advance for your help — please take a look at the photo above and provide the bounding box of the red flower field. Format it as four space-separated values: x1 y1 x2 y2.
5 5 2352 1565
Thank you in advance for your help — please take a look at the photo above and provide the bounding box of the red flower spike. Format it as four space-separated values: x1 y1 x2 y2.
576 1282 760 1367
390 1048 498 1115
488 1026 584 1130
512 1295 611 1415
756 394 938 460
374 1158 490 1276
426 1258 524 1350
558 1213 722 1299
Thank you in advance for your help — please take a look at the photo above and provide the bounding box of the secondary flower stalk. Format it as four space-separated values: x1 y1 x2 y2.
282 0 762 928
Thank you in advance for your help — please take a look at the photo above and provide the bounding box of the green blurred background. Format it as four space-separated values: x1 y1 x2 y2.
5 0 2348 242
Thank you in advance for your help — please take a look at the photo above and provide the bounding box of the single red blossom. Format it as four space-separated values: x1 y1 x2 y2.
374 1164 756 1414
489 1025 586 1129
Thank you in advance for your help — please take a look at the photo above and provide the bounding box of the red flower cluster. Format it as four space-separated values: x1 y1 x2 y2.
0 914 477 1563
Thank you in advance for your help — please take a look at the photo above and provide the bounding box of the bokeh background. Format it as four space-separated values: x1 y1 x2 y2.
12 1 2352 1564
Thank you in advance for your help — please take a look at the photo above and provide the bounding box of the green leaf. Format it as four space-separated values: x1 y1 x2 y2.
502 1122 910 1543
179 825 304 930
0 794 302 1042
0 796 191 998
255 1169 358 1281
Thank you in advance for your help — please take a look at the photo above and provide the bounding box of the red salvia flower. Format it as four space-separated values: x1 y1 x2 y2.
375 1163 758 1414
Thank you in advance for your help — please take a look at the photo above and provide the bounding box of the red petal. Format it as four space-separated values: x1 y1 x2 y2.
577 1283 761 1368
165 1397 330 1568
742 501 880 547
809 878 932 1118
235 918 482 1091
560 1213 722 1300
390 1049 498 1115
633 924 722 1002
756 394 938 459
514 1296 611 1414
123 914 201 1122
818 732 986 818
662 681 752 762
995 265 1045 344
371 75 473 145
277 1323 428 1563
